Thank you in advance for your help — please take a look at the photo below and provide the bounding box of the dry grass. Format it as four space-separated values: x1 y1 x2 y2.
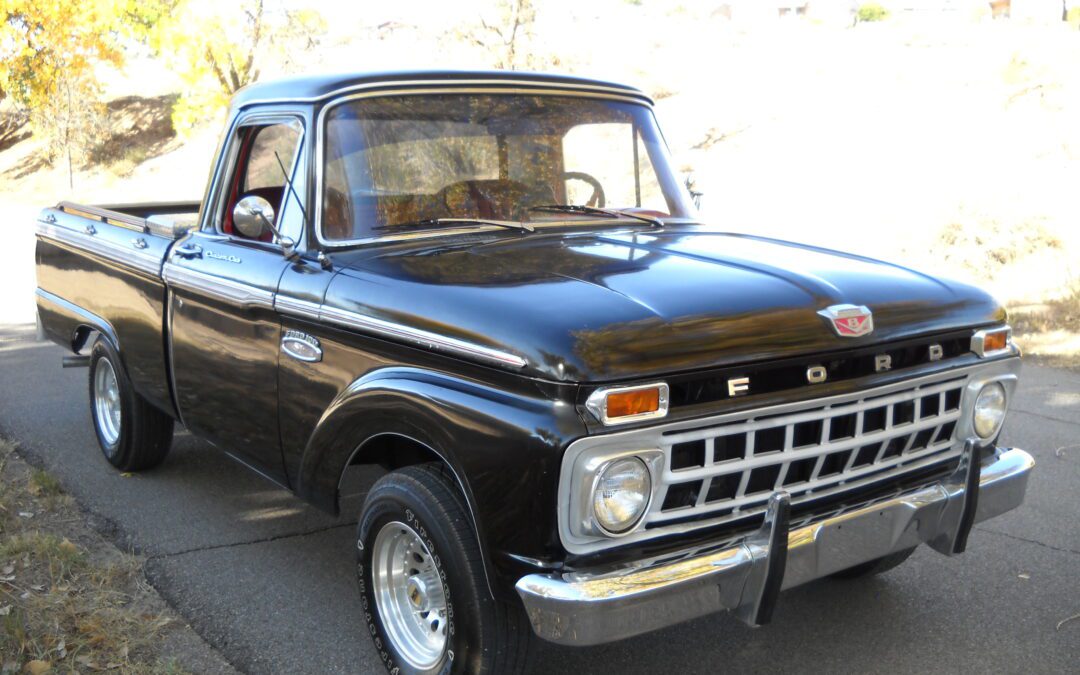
1010 278 1080 370
0 439 192 674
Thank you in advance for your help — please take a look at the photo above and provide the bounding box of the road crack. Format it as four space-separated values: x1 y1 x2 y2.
148 522 354 560
1010 407 1080 428
972 526 1080 556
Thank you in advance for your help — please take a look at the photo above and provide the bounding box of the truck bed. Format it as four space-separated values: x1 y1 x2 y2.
35 200 201 417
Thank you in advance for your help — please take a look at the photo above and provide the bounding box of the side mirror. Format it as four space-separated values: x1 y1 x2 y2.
233 195 275 239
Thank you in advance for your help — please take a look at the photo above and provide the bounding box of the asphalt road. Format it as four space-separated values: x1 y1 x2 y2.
1 323 1077 674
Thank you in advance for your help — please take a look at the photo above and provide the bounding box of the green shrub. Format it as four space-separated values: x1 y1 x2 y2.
1068 7 1080 29
857 2 890 22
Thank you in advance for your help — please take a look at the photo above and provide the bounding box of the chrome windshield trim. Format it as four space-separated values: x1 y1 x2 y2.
36 218 162 277
312 87 662 251
162 263 275 310
275 295 528 370
238 78 653 108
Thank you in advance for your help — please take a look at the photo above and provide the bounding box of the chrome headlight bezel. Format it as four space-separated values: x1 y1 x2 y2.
568 449 664 539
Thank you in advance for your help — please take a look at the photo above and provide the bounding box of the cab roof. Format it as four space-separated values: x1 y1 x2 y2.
231 70 651 108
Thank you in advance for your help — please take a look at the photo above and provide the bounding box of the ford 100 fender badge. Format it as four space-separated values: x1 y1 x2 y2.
281 330 323 363
818 304 874 338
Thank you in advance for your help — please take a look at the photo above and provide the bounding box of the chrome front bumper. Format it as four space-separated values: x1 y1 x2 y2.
516 444 1034 646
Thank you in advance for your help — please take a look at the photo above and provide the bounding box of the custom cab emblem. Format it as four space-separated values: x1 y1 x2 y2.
281 330 323 363
205 250 242 263
818 304 874 338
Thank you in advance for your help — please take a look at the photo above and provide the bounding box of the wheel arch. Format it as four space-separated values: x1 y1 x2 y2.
294 366 581 602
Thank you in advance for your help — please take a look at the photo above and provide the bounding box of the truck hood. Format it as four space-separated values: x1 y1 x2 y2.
326 228 1005 382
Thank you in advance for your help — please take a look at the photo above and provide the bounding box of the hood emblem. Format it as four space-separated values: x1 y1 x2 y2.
818 304 874 338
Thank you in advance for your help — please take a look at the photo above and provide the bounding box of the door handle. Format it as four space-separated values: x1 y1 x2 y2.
174 244 203 259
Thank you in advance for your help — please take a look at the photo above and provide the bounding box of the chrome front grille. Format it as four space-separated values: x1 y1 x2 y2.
649 378 965 529
560 358 1022 556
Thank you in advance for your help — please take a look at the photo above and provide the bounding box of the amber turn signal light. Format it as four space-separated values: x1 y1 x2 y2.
607 388 661 418
586 383 670 425
972 326 1011 358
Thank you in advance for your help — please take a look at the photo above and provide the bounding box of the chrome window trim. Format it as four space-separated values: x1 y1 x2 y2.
275 295 527 370
36 218 162 277
312 86 662 251
558 358 1022 555
585 382 670 426
971 325 1014 359
162 263 275 310
238 78 653 108
203 112 308 242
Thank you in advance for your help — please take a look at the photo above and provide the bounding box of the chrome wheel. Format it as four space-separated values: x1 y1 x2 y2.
93 358 121 448
371 520 448 670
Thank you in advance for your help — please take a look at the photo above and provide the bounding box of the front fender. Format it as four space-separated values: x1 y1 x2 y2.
296 367 585 596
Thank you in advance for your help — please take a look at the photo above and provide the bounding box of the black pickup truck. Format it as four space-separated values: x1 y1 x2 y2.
35 70 1034 674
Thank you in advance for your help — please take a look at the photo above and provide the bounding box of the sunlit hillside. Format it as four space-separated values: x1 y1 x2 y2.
2 1 1077 360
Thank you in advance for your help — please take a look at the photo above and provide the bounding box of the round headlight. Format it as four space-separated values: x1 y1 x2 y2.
973 382 1007 439
592 457 651 535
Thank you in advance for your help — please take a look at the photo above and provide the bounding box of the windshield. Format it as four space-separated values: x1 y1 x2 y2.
320 94 695 241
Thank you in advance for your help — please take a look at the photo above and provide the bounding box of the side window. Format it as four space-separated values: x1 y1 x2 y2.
244 123 301 191
220 119 303 239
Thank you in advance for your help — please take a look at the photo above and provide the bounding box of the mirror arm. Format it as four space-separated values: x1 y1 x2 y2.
255 211 298 261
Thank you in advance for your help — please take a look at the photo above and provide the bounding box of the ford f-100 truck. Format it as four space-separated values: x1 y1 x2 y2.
35 70 1034 674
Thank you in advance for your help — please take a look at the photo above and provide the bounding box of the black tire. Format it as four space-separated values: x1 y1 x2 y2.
88 337 173 471
357 463 532 675
830 546 917 579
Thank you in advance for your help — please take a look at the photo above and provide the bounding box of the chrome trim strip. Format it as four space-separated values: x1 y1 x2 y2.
518 447 1034 646
162 263 275 310
36 218 162 277
274 295 527 370
273 294 320 317
320 305 528 369
238 78 653 108
559 358 1022 555
312 85 659 251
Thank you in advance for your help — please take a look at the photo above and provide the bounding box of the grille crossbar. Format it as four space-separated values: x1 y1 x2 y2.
651 377 966 528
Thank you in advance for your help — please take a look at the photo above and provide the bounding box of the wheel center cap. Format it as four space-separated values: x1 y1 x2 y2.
407 577 428 611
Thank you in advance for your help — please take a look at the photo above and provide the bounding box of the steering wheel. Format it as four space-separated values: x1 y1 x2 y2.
562 171 606 208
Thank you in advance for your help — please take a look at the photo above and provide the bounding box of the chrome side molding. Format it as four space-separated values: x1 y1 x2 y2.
162 264 275 310
36 218 162 277
275 295 527 370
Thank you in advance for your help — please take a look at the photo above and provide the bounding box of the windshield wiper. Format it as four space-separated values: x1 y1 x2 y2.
527 204 664 228
376 217 534 233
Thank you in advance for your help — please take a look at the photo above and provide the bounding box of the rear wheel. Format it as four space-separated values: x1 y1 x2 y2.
88 338 173 471
357 464 532 675
830 546 917 579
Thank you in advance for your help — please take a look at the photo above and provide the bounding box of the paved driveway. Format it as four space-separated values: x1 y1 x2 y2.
1 324 1077 673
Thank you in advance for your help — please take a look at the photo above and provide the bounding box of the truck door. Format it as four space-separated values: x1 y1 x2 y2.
163 114 305 483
